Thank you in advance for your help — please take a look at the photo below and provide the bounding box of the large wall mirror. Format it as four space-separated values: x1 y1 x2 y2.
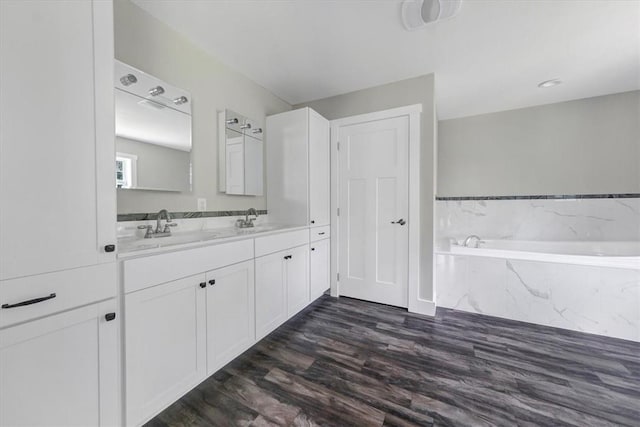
115 60 192 192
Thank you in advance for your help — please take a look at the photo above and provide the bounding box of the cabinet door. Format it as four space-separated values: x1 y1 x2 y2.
308 109 330 227
310 238 330 301
266 108 309 225
0 299 119 427
0 0 115 281
125 275 207 426
286 245 310 317
226 141 245 195
206 260 255 375
244 135 264 196
255 251 287 340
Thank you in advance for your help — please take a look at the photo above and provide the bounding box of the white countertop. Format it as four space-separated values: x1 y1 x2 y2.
117 223 308 259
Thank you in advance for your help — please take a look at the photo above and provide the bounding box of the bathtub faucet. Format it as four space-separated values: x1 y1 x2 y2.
463 235 483 248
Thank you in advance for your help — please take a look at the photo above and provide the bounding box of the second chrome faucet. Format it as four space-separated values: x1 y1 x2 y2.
236 208 258 228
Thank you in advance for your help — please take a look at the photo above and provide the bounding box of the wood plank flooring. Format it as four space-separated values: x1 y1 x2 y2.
145 296 640 426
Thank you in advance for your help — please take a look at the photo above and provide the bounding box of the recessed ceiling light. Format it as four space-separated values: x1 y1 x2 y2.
538 79 562 88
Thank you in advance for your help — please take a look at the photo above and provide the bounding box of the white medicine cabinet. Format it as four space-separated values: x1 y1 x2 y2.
218 109 264 196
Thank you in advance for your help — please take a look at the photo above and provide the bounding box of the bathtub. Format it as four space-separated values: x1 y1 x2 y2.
448 240 640 270
436 239 640 342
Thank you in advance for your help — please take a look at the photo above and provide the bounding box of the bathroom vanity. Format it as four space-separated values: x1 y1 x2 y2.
120 224 330 426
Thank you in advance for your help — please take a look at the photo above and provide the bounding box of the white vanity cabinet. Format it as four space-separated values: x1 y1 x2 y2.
286 245 311 317
0 299 120 427
125 274 208 427
120 229 324 424
255 244 310 341
255 230 310 340
266 107 330 226
205 260 256 375
310 238 331 301
255 250 289 341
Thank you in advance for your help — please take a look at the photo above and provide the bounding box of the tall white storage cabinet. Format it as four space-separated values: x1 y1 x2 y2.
266 108 331 306
266 108 330 227
0 1 119 426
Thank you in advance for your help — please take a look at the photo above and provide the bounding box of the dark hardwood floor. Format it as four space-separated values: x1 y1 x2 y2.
146 295 640 427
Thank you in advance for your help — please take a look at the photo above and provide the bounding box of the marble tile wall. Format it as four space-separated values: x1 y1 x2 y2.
436 197 640 246
435 254 640 342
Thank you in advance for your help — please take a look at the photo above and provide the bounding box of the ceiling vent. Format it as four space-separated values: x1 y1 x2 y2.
401 0 462 31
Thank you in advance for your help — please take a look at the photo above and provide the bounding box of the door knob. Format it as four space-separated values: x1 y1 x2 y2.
391 218 406 226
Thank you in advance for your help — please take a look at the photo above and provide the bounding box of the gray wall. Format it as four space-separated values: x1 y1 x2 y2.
438 90 640 197
297 74 437 302
114 0 291 214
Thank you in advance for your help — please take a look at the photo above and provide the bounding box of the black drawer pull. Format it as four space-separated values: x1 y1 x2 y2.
311 247 315 251
199 282 207 288
318 232 325 235
2 293 56 309
284 255 292 260
105 312 116 321
208 279 216 286
104 244 116 253
310 220 315 224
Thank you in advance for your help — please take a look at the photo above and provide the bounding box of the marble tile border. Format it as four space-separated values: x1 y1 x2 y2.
117 210 268 222
436 193 640 201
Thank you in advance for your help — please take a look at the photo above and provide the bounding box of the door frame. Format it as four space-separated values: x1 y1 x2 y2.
330 104 423 313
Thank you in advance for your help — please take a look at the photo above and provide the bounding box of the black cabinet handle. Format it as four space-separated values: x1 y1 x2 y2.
104 244 116 253
284 255 292 260
318 232 325 235
391 219 406 226
311 247 315 251
2 293 56 309
105 312 116 321
208 279 216 286
199 282 206 288
310 220 315 224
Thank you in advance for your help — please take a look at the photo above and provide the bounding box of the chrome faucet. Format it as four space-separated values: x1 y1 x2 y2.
156 209 173 233
463 235 483 248
236 208 258 228
137 209 177 238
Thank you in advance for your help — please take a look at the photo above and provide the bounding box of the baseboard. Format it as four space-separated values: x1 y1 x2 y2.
409 298 436 316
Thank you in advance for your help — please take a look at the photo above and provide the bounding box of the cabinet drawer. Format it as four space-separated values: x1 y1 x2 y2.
123 239 254 293
310 225 330 242
0 263 116 329
254 229 309 258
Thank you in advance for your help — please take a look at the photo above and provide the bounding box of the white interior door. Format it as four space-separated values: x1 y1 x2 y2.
337 116 409 307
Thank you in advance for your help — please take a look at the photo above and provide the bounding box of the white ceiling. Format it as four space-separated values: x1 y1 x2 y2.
133 0 640 120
